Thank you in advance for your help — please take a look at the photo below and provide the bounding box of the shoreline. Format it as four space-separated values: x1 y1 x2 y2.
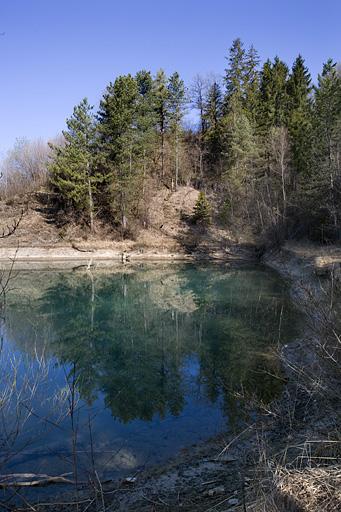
0 245 255 270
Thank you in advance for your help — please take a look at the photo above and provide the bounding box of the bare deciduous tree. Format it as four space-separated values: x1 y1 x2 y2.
0 138 53 198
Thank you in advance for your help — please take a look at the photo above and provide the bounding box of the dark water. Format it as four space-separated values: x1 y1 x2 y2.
0 263 299 484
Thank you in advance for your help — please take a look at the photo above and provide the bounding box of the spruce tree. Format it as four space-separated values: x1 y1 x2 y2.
244 44 260 120
222 39 259 218
224 38 246 108
310 60 341 238
204 81 223 176
221 105 258 219
287 55 313 191
193 191 211 225
258 57 290 132
223 39 260 118
49 98 99 232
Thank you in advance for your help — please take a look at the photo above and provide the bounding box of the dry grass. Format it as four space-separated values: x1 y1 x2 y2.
242 257 341 512
275 466 341 512
248 464 341 512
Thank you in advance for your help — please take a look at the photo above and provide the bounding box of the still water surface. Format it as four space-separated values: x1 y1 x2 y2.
0 263 299 481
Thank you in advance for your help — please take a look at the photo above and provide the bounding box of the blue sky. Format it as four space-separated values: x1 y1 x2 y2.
0 0 340 156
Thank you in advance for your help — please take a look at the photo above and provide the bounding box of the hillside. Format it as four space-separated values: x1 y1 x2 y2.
0 186 237 259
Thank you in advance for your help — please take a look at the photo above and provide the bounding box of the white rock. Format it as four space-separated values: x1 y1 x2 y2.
227 497 240 506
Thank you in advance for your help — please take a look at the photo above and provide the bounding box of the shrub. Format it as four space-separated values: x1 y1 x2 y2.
192 191 211 225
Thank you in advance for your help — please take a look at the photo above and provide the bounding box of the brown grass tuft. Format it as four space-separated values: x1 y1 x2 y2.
275 466 341 512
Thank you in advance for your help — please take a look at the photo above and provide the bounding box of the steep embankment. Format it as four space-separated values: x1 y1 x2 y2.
0 186 244 264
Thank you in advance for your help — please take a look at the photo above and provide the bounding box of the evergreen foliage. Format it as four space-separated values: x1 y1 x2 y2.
46 40 341 243
193 191 211 225
49 98 100 231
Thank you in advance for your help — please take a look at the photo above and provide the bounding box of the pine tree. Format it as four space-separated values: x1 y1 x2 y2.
97 75 140 233
49 98 99 232
167 72 186 190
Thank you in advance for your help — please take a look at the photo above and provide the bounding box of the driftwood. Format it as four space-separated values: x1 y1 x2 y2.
71 242 94 253
0 472 76 488
0 209 24 239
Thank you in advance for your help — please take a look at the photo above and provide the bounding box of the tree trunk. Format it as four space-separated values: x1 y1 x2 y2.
87 162 94 234
175 129 179 191
161 127 165 178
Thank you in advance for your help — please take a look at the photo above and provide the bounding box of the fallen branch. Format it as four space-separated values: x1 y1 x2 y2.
0 209 24 239
0 472 75 488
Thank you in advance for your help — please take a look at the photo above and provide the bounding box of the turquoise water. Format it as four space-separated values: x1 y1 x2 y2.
0 263 299 484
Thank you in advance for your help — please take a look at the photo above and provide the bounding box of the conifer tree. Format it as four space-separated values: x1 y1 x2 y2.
244 44 260 120
204 81 223 176
287 55 313 191
193 191 211 225
49 98 98 232
221 106 258 218
222 39 259 217
223 39 259 117
97 75 139 232
310 60 341 238
258 57 290 132
224 38 246 108
135 70 158 180
153 69 169 178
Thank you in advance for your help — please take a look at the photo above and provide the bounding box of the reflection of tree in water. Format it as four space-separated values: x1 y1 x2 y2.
37 270 189 422
5 265 299 425
191 267 296 426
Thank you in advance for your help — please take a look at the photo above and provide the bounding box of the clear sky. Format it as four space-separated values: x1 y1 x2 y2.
0 0 340 156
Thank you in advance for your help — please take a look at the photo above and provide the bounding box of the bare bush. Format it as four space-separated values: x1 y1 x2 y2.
0 136 63 199
247 271 341 512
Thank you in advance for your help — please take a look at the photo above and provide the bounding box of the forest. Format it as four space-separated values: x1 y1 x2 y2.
1 38 341 246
